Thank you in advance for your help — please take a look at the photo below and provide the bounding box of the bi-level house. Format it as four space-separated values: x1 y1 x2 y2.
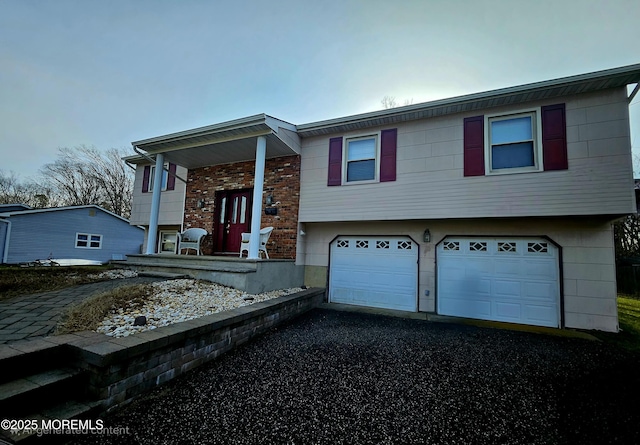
125 63 640 332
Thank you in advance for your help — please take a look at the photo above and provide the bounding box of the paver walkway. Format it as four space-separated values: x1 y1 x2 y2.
0 277 162 344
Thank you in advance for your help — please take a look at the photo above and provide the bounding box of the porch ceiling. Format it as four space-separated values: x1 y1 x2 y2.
132 114 300 169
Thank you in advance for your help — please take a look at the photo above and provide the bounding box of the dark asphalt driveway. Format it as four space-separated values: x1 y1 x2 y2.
74 308 640 445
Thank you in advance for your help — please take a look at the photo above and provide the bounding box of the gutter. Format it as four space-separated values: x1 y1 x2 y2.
0 218 11 264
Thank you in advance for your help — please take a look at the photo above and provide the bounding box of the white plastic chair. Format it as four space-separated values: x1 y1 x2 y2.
239 227 274 259
177 228 208 255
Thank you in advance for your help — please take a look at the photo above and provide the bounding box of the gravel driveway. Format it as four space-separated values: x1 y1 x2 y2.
73 308 640 445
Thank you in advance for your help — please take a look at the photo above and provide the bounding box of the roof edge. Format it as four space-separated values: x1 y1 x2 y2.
298 62 640 133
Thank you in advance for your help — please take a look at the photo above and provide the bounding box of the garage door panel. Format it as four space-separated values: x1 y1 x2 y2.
440 299 492 318
494 260 523 276
526 260 558 279
494 301 522 319
438 237 560 328
524 305 558 326
330 236 418 311
493 280 523 298
524 282 557 300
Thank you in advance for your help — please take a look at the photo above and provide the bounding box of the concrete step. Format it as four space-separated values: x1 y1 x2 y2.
0 367 87 418
1 399 102 444
122 261 256 273
0 341 70 385
120 254 260 270
136 271 190 279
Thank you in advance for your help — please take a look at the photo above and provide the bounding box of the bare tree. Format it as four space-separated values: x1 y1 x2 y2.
381 96 414 109
0 170 55 208
381 96 398 109
39 146 133 218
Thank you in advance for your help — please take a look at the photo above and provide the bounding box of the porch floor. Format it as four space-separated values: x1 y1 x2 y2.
112 254 304 294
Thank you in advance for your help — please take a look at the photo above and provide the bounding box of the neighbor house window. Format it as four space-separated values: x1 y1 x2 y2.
487 111 540 173
76 233 102 249
345 136 377 182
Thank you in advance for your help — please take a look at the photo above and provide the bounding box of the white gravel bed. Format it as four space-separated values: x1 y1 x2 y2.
89 269 139 280
96 279 303 338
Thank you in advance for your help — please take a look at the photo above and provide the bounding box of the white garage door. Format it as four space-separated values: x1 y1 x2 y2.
437 237 560 327
329 236 418 311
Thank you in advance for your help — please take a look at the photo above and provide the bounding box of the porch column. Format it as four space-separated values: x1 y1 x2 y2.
249 136 266 259
145 153 164 255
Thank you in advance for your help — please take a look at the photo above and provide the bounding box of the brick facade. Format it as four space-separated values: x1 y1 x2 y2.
183 155 300 259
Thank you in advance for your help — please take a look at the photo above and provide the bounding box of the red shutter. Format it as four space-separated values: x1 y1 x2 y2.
327 137 343 186
167 163 177 190
464 116 485 176
380 129 397 182
142 165 151 192
542 103 568 171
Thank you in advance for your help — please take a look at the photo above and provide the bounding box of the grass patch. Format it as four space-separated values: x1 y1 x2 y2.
56 284 154 335
595 295 640 353
0 265 114 301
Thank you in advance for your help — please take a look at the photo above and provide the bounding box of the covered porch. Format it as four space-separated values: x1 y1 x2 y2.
121 114 304 292
133 113 301 259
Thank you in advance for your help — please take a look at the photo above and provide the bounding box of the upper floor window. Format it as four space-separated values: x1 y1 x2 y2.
327 129 397 186
346 136 377 182
76 233 102 249
487 111 541 174
463 103 567 177
142 162 177 192
149 162 169 191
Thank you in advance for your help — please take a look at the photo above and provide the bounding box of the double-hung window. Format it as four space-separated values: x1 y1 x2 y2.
327 128 397 186
487 111 541 173
463 103 567 177
345 136 377 182
149 162 169 191
76 233 102 249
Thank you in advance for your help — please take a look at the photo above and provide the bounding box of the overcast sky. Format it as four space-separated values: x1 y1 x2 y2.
1 0 639 179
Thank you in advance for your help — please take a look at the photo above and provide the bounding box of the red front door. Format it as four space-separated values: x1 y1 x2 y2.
214 190 252 253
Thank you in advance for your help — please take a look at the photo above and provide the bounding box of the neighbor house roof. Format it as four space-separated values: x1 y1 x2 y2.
297 62 640 137
0 205 133 225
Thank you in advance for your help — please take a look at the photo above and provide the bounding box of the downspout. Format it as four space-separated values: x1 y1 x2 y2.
629 83 640 104
0 218 11 264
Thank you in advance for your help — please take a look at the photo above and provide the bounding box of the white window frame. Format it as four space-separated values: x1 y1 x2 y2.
157 230 178 254
75 233 103 249
149 162 169 191
342 132 380 184
484 108 543 175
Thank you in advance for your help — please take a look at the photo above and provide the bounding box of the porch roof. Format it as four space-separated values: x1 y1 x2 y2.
131 114 300 169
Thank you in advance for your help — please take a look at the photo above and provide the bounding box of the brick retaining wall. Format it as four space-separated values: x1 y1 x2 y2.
72 288 324 412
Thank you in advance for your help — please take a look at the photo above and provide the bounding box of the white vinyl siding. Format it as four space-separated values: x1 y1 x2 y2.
130 164 187 226
298 87 633 223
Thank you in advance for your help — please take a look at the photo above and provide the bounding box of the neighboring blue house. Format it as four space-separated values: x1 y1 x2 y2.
0 205 144 264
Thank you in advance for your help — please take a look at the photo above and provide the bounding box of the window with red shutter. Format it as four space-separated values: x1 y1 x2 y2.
327 129 397 185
